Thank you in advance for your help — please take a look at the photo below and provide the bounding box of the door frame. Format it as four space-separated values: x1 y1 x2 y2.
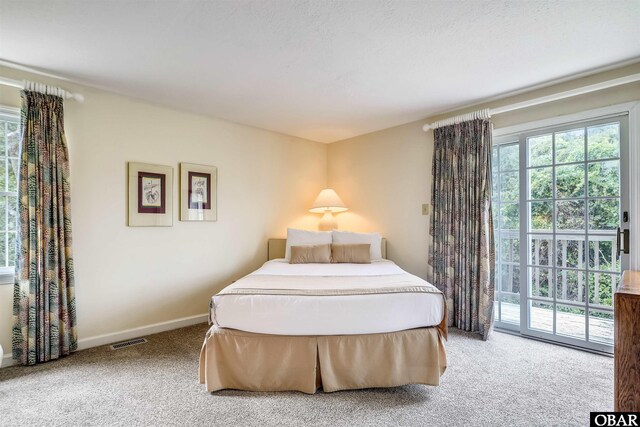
492 101 640 351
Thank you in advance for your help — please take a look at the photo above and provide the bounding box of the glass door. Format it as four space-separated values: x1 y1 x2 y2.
493 142 522 331
493 114 629 352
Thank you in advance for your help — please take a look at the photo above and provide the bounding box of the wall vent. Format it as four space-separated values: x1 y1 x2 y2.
110 338 147 350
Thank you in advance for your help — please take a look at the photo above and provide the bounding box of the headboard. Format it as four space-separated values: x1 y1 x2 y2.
268 238 387 260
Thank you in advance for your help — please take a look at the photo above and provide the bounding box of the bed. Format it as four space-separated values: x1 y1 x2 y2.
199 238 447 394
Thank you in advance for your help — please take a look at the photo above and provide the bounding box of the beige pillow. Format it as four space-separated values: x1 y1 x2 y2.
289 244 332 264
331 243 371 264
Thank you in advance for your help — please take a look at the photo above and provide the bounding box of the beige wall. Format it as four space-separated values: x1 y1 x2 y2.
2 61 639 361
328 63 640 279
0 66 327 357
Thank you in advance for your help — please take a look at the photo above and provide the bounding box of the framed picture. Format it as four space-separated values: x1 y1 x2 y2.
180 163 217 222
128 162 173 227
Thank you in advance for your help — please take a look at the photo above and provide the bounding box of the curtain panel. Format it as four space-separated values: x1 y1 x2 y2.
12 91 77 365
429 118 495 340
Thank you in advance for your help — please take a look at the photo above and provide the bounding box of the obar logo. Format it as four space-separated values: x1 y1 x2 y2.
591 413 640 427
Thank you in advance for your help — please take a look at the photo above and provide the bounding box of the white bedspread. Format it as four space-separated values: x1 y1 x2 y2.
212 259 444 336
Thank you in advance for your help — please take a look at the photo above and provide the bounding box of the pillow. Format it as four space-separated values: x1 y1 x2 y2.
285 228 332 260
331 243 371 264
332 230 382 261
289 244 332 264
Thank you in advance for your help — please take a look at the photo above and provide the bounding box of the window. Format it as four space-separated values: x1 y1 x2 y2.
492 142 521 328
0 107 20 283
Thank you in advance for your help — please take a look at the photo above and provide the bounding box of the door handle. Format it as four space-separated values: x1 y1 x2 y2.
617 227 630 256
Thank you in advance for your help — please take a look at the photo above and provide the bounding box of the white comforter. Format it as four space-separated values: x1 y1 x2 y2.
211 259 444 336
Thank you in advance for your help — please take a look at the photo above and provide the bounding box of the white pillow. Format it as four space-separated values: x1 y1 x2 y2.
332 230 382 261
285 228 332 260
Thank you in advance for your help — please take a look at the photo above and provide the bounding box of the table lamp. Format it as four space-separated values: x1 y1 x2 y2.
309 188 348 231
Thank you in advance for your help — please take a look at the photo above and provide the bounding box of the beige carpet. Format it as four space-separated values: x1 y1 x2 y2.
0 324 613 426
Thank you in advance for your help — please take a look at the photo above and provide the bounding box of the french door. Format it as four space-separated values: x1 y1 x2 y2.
492 114 629 353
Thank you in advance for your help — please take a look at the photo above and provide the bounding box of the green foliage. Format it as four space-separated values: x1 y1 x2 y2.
555 129 585 163
500 171 518 202
556 200 585 230
530 201 552 230
556 164 584 198
493 123 622 318
588 272 616 307
499 144 519 171
7 195 17 232
529 167 552 199
6 121 19 157
588 124 619 160
500 203 519 229
528 134 552 166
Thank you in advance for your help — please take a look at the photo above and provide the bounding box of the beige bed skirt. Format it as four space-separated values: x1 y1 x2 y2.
199 326 447 394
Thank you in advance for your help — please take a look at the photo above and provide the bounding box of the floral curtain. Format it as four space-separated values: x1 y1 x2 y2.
428 116 495 340
12 90 77 365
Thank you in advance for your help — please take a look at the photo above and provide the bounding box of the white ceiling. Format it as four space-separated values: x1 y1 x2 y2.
1 1 639 143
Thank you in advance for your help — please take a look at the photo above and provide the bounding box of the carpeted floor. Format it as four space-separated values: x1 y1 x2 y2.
0 324 612 427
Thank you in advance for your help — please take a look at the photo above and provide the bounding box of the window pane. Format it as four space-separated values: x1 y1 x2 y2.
588 199 619 231
528 134 552 167
492 171 499 202
530 201 552 232
0 158 5 192
530 300 553 333
556 164 585 198
589 238 620 272
7 158 18 193
0 122 5 156
6 122 19 157
556 236 585 269
500 172 519 202
499 144 519 172
556 269 585 303
556 305 585 340
556 200 585 231
589 310 613 345
500 235 520 262
0 120 7 156
7 195 17 232
555 128 585 164
500 203 519 229
588 272 618 307
588 160 619 197
529 236 552 266
0 196 5 232
528 167 552 199
587 123 619 160
501 264 520 294
500 294 520 325
8 231 15 267
492 147 499 201
529 267 552 298
0 231 6 268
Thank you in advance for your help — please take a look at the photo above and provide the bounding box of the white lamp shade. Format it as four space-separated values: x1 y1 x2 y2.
309 188 348 213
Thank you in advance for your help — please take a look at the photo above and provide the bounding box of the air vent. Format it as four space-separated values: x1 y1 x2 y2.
110 338 147 350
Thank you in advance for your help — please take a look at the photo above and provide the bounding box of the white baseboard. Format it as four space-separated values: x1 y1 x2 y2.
0 312 208 368
2 352 15 368
77 313 208 350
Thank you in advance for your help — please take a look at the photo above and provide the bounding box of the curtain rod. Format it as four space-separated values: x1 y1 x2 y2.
0 76 84 102
422 72 640 131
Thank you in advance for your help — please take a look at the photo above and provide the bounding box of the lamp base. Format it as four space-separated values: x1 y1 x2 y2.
318 211 337 231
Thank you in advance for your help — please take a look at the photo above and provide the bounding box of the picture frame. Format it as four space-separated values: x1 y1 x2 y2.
180 162 217 222
128 162 173 227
